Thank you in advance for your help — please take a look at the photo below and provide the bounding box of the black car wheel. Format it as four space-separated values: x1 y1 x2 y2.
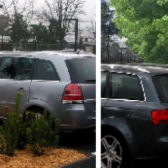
101 134 127 168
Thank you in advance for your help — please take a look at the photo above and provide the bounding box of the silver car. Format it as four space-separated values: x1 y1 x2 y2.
0 51 96 131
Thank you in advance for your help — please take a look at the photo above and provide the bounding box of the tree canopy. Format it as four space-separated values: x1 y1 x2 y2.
37 0 85 43
10 13 30 43
110 0 168 63
0 0 87 45
30 23 49 44
101 0 118 61
101 0 118 36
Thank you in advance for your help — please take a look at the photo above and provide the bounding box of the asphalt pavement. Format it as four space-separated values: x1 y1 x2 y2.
58 131 168 168
59 155 96 168
130 158 168 168
58 130 96 168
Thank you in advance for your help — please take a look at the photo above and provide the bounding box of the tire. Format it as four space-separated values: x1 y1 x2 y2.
101 133 129 168
24 107 44 124
29 108 56 129
33 109 43 121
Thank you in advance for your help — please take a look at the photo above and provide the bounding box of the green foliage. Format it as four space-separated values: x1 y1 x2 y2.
101 0 118 35
48 18 66 44
0 24 4 35
0 92 60 156
110 0 168 63
0 92 23 155
30 23 50 44
30 21 67 44
10 13 30 44
25 110 60 156
101 0 119 61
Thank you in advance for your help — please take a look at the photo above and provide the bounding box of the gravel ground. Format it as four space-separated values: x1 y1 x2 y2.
0 147 88 168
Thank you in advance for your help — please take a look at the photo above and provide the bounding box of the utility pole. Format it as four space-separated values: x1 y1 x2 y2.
1 32 3 50
63 18 78 52
34 35 37 51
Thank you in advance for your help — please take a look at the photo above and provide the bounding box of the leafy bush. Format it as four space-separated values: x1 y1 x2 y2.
0 92 60 156
25 110 60 155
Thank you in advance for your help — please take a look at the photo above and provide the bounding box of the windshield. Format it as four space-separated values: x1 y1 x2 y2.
153 75 168 103
65 57 95 83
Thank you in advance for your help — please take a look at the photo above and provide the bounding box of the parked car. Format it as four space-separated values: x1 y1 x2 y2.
101 63 168 168
0 51 96 132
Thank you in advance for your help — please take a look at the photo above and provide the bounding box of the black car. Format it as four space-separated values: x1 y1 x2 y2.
101 63 168 168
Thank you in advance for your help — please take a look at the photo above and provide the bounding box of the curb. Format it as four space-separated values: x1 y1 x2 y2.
59 155 96 168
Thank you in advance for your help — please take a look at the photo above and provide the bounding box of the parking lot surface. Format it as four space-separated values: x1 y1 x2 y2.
58 131 96 168
59 155 95 168
59 131 95 153
130 158 168 168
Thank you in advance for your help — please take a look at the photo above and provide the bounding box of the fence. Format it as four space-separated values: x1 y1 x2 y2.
1 43 96 54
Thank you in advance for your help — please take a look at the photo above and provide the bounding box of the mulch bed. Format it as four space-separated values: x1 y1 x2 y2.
0 147 88 168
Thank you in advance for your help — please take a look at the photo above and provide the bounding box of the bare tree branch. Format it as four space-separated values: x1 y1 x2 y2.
37 0 86 31
0 0 37 24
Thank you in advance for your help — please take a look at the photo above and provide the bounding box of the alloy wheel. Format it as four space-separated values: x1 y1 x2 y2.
101 135 122 168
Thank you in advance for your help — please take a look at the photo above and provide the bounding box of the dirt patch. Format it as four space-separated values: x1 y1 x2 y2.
0 147 88 168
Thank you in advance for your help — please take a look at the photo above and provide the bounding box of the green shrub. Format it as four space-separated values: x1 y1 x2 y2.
25 110 60 155
0 92 60 156
0 91 23 155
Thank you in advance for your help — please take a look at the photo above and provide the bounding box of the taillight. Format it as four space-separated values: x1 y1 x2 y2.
151 109 168 124
62 84 83 103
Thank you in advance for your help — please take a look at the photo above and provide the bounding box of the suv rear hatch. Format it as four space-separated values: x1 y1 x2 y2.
65 57 96 119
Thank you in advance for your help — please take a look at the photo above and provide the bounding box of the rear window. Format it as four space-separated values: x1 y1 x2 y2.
65 57 95 83
153 75 168 103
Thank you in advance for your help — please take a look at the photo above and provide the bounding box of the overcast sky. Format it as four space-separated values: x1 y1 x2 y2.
39 0 96 22
82 0 96 21
38 0 96 38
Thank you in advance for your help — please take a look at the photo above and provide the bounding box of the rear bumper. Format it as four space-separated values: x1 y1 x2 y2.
53 103 95 130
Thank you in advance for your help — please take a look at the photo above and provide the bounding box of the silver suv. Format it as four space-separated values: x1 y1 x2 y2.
0 51 96 132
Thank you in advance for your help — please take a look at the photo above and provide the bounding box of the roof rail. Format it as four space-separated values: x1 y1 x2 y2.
128 63 168 68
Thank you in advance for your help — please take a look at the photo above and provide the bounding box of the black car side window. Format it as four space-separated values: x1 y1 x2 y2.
32 59 60 81
0 57 32 80
101 71 108 98
110 73 144 101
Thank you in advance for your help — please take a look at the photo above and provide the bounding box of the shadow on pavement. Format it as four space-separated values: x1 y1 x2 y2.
130 158 168 168
58 130 95 154
59 155 96 168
